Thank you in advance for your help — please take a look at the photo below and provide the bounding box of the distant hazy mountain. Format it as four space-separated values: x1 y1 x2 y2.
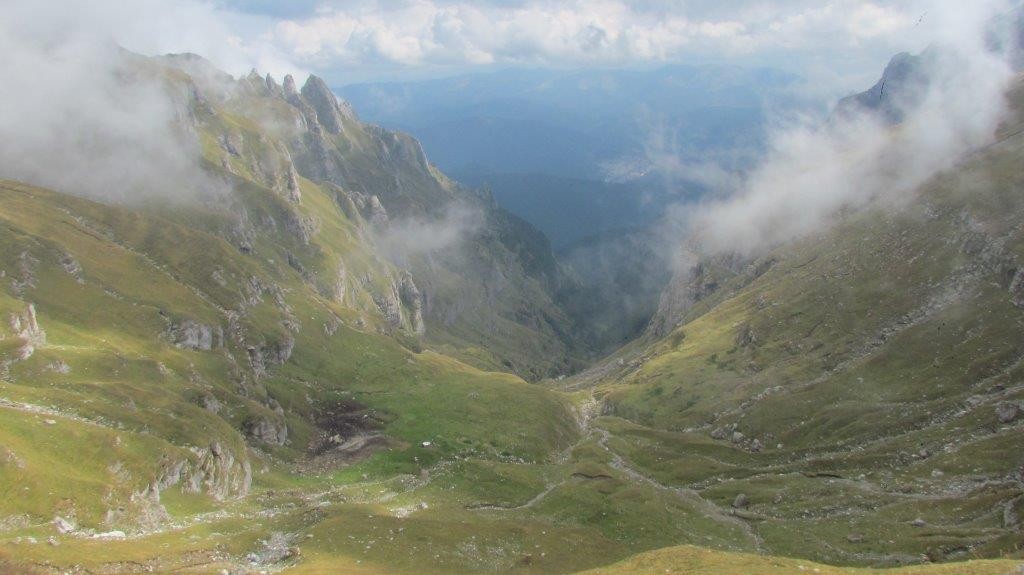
455 173 661 250
337 65 797 182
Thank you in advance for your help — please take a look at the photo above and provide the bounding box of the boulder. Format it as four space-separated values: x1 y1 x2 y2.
200 394 222 414
247 416 288 446
734 322 756 348
52 516 74 534
170 320 220 351
996 402 1020 424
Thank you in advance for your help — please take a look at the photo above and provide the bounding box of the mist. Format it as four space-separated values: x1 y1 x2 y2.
374 204 485 263
683 1 1019 257
0 0 292 204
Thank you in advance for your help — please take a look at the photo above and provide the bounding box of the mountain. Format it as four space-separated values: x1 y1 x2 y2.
574 75 1024 566
837 7 1024 125
834 51 934 124
162 53 589 381
556 226 677 356
2 46 1023 575
337 65 793 182
455 173 666 251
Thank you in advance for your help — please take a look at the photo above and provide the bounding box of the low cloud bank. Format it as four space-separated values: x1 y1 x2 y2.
681 1 1019 257
0 0 295 204
375 204 485 262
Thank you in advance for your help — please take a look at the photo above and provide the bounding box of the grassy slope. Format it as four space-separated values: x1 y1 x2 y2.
576 545 1020 575
582 85 1024 566
2 56 1023 575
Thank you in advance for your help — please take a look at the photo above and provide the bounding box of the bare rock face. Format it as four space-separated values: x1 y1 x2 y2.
59 253 84 283
373 283 404 328
264 73 283 98
283 210 318 245
218 132 243 157
734 322 756 348
48 359 70 374
120 442 252 529
52 516 75 534
399 272 425 334
333 261 348 305
169 319 221 351
1009 268 1024 308
300 75 350 135
834 50 933 124
366 195 389 227
247 531 298 565
9 303 45 360
199 393 222 414
285 162 302 204
247 416 288 446
12 251 38 295
342 191 390 227
176 442 253 501
246 335 295 379
282 74 300 102
996 401 1021 424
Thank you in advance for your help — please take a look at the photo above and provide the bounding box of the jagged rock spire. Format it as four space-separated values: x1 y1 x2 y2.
282 74 299 100
300 75 347 135
265 73 282 97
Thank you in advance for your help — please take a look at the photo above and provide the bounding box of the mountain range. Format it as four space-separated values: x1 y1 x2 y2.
0 41 1022 575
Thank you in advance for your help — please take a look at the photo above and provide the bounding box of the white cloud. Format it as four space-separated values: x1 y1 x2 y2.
267 0 931 74
0 0 303 203
2 0 300 78
687 0 1016 255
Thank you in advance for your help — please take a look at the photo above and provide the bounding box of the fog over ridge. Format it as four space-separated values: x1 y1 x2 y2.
677 0 1020 257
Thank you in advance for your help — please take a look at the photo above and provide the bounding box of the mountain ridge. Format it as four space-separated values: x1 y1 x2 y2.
1 45 1023 575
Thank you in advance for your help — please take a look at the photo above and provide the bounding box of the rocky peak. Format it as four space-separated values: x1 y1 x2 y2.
265 73 283 98
300 75 350 135
282 74 299 101
834 50 933 124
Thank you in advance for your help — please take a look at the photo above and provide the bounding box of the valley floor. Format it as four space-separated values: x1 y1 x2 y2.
2 391 1021 574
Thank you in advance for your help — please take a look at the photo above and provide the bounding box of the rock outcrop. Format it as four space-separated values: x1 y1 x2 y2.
373 282 404 329
300 75 353 136
246 335 295 379
399 272 425 334
246 415 288 446
1009 268 1024 308
8 303 45 360
169 319 221 351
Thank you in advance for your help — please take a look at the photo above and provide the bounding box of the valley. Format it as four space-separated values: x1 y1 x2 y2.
0 21 1023 575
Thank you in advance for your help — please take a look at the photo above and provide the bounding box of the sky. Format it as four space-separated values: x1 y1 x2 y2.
15 0 1004 92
